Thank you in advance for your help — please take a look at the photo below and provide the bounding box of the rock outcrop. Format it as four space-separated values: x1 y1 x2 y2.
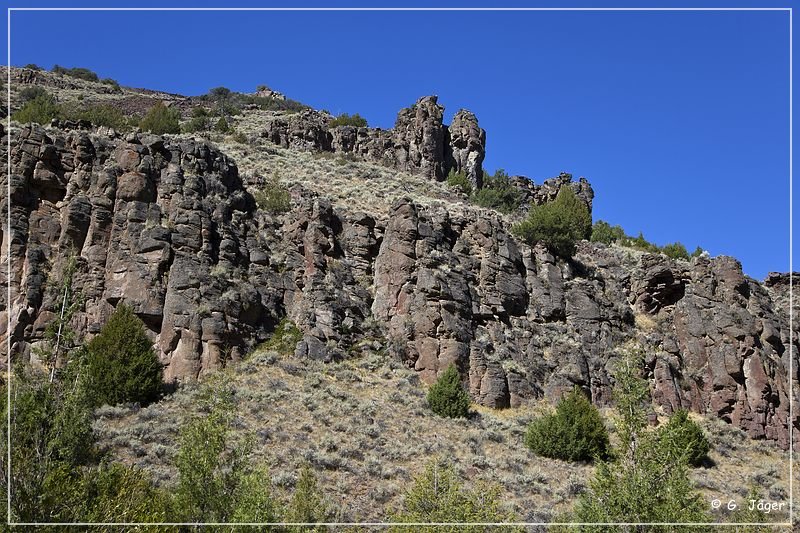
263 96 486 185
2 122 796 450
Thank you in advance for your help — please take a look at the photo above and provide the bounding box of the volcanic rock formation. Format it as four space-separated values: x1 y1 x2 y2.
2 109 797 450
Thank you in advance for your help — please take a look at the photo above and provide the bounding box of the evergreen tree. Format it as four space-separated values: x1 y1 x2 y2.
658 409 711 467
85 304 163 406
570 348 710 530
427 364 471 418
391 459 519 532
525 386 609 462
285 464 329 531
512 186 592 259
139 101 181 134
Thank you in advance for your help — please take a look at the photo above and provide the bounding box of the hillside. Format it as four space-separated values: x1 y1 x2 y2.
1 65 796 527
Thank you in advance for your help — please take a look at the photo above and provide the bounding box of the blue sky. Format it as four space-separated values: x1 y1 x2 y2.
4 2 795 280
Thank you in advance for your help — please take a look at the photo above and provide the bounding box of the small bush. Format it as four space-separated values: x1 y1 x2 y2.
284 464 329 528
446 169 472 196
329 112 368 128
391 459 517 529
525 387 609 462
691 246 704 258
65 103 127 130
12 93 60 124
218 102 241 117
52 65 99 82
182 108 211 133
661 242 690 260
85 304 163 407
253 173 291 214
214 117 230 133
209 86 232 99
139 101 181 135
231 131 248 144
100 78 122 93
658 409 710 467
260 317 302 355
23 63 42 70
472 168 523 213
625 232 660 253
591 220 625 244
512 186 592 259
427 364 470 418
19 86 50 103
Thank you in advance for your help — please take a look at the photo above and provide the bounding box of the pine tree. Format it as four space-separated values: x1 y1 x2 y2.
525 386 609 462
85 304 162 406
512 186 592 258
427 364 471 418
570 347 711 530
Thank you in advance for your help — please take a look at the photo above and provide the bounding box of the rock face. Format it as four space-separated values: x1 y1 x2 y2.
263 96 486 185
446 110 486 189
2 123 797 449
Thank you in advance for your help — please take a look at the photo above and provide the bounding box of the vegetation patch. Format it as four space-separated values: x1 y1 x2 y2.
512 186 592 259
329 112 368 128
592 219 702 260
253 172 291 214
85 304 163 407
427 364 471 419
525 387 609 462
259 317 303 356
139 101 181 134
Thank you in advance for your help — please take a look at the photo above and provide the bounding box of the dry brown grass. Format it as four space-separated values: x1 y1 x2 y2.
93 345 791 525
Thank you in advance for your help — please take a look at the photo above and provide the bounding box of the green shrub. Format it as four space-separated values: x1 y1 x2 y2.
85 304 162 407
591 220 625 244
253 173 291 214
209 86 232 99
76 462 168 523
329 112 368 128
219 101 241 117
231 131 249 144
691 246 704 258
175 385 249 522
512 186 591 259
230 463 279 526
525 387 609 462
214 117 230 133
100 78 122 93
570 350 710 527
426 364 470 418
259 317 302 355
52 65 99 82
23 63 42 70
65 103 127 130
624 231 660 253
391 459 518 530
661 242 690 260
139 101 181 135
183 107 211 132
19 86 50 103
12 93 60 124
284 464 329 530
446 168 472 196
6 359 95 521
658 409 710 467
472 168 523 213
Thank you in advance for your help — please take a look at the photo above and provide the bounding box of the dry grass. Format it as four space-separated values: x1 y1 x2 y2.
93 346 791 525
217 110 485 221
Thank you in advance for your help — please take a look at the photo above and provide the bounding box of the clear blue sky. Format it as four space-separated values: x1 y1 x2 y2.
4 2 795 280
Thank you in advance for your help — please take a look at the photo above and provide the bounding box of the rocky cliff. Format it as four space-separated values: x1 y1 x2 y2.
2 98 797 450
263 95 486 188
